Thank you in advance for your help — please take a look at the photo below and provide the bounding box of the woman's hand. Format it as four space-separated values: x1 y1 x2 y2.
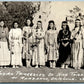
62 42 69 47
65 42 69 46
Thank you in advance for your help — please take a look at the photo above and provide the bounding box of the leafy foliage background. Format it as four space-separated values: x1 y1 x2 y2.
0 2 40 29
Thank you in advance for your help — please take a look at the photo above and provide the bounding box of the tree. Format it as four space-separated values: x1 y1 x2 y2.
1 2 41 29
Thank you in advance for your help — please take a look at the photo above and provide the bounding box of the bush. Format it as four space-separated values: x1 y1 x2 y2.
1 2 40 29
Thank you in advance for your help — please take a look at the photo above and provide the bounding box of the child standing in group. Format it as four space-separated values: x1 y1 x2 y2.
45 20 59 68
0 20 10 68
71 19 83 69
32 21 45 68
9 21 22 68
57 21 71 69
23 18 33 67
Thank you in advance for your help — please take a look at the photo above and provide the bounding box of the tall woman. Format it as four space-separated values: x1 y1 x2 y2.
23 18 33 67
32 21 45 68
0 20 10 68
45 20 59 68
71 19 83 69
57 21 71 69
9 21 22 68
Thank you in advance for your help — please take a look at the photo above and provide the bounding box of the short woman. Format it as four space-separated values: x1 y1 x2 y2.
71 19 83 69
45 20 59 68
23 18 33 67
0 20 10 68
9 21 22 68
57 21 71 69
32 21 45 68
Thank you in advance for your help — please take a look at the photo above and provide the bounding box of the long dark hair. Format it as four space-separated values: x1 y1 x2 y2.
25 18 33 27
47 20 56 30
12 21 19 28
0 20 6 28
36 21 43 30
61 21 70 31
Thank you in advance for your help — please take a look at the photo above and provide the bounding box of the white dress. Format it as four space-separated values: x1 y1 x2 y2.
45 30 59 61
0 27 10 66
23 26 33 60
32 28 45 66
71 27 83 68
9 28 22 66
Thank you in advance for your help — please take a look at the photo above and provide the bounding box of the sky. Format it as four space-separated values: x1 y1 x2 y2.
46 1 84 30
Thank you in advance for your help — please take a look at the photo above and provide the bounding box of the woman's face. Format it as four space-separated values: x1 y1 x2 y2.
37 22 42 28
75 20 80 27
27 19 31 26
14 22 18 28
62 23 67 30
0 21 4 27
49 23 54 29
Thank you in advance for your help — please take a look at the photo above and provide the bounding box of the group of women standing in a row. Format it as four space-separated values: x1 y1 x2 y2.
57 19 84 70
0 18 84 69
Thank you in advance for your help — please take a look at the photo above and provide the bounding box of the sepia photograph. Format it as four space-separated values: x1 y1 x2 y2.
0 1 84 82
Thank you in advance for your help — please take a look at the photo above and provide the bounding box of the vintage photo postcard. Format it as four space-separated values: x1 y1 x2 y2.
0 1 84 82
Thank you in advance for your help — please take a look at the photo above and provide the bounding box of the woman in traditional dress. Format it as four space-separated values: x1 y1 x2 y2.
57 21 71 69
23 18 33 67
45 20 59 68
71 19 83 69
9 21 22 68
0 20 10 68
32 21 45 68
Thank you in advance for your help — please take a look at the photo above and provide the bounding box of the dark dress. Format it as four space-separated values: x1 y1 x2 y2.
57 29 71 67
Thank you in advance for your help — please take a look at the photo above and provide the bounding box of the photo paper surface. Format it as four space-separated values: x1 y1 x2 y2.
0 1 84 82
